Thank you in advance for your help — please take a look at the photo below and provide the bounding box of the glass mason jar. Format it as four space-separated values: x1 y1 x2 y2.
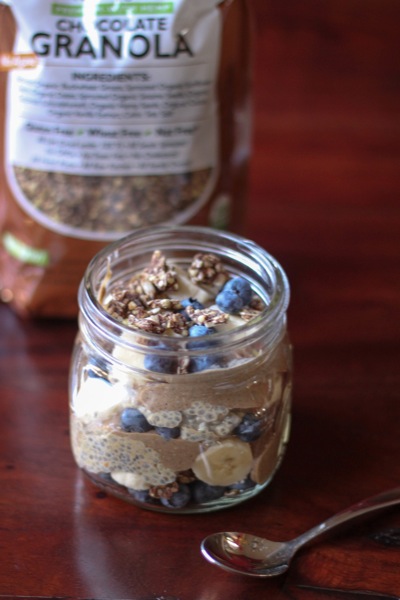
69 226 292 513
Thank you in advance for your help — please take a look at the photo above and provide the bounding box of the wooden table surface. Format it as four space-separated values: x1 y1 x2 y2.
1 1 400 598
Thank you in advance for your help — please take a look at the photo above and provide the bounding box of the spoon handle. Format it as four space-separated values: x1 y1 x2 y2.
293 487 400 550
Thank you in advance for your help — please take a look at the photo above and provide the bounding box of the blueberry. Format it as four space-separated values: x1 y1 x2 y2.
161 484 191 509
155 426 181 439
216 276 253 314
181 297 204 310
188 324 217 372
120 407 153 433
144 354 178 374
191 481 226 504
189 356 216 373
188 325 216 349
233 413 263 442
189 324 215 337
129 489 159 505
229 476 257 491
224 276 252 305
216 289 245 314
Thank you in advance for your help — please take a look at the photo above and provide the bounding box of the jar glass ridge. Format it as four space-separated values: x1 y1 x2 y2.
69 226 292 513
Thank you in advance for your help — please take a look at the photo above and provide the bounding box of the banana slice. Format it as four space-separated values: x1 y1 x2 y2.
112 331 145 369
192 438 253 486
111 471 149 490
211 311 245 333
110 331 148 387
173 265 214 304
73 377 128 423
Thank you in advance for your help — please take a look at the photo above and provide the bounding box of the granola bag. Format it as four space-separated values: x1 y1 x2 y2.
0 0 252 317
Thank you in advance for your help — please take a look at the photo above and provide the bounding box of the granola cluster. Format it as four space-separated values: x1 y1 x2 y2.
127 311 188 335
188 252 229 287
149 481 179 500
142 250 179 293
101 250 254 336
184 305 228 326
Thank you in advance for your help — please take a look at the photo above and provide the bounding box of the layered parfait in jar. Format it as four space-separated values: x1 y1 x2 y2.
69 226 292 513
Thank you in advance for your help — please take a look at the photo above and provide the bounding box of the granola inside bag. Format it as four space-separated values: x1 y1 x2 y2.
0 1 252 317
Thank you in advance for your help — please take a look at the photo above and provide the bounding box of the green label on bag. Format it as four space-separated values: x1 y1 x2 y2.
51 3 174 17
2 232 49 266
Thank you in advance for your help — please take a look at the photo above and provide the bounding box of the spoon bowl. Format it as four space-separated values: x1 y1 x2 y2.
201 487 400 577
201 533 290 577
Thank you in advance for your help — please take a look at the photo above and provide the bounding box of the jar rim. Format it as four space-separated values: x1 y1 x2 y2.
79 225 290 353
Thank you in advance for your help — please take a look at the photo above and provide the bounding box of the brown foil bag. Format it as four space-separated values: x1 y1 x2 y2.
0 1 252 317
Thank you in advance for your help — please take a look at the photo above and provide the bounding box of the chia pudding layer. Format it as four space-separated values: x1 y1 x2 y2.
70 249 292 512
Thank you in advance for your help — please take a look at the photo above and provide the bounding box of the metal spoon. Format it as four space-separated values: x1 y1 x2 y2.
201 487 400 577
